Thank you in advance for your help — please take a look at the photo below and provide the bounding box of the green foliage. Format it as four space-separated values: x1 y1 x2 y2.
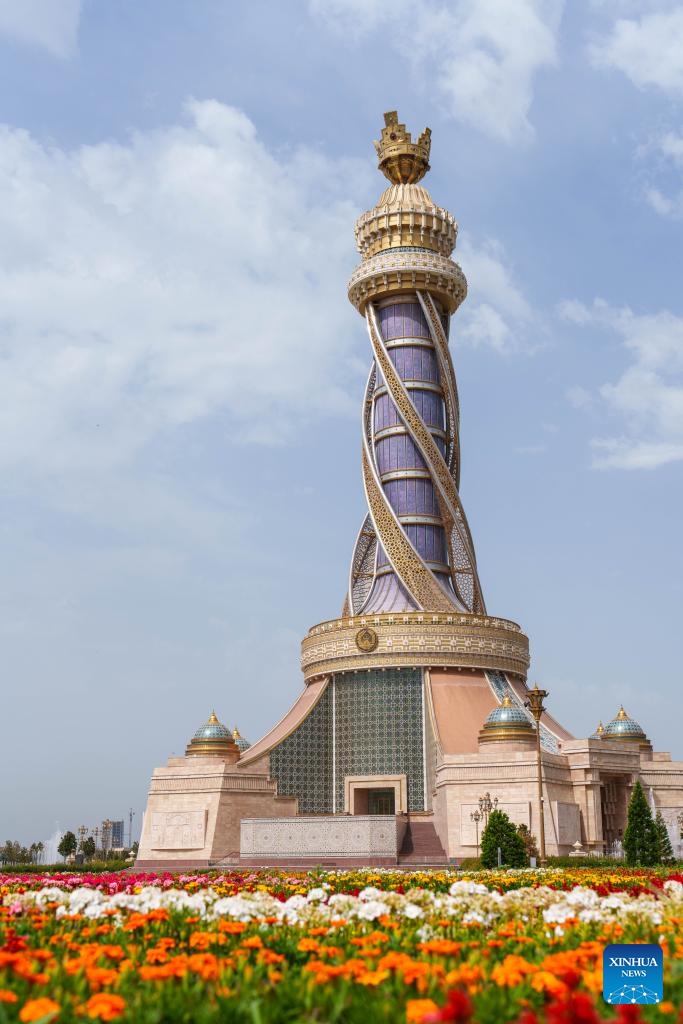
655 811 675 864
57 831 78 861
81 836 96 860
516 824 539 861
623 780 659 866
480 809 526 868
0 840 44 865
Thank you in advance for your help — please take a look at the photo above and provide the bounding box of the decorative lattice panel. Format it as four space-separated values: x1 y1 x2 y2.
334 669 425 812
269 685 333 813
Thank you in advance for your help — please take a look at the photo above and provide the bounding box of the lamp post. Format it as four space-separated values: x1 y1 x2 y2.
525 684 549 868
478 792 498 826
470 809 482 857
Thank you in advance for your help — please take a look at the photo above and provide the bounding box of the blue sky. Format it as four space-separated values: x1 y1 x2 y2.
1 0 682 844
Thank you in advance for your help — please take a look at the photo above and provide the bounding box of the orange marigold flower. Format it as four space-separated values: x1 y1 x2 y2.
85 967 119 989
81 994 126 1020
19 998 60 1022
218 920 247 934
406 999 439 1023
297 938 321 952
356 968 390 986
491 954 538 987
530 971 567 996
0 990 19 1003
418 940 464 957
658 1003 675 1015
258 949 285 965
188 932 214 950
240 936 263 949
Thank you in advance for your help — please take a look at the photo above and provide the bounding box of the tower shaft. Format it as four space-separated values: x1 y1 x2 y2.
345 114 484 616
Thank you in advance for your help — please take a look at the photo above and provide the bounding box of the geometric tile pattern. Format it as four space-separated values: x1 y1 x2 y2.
269 684 333 814
334 669 424 812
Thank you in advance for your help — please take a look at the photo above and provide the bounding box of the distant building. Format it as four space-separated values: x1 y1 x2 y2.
110 820 125 848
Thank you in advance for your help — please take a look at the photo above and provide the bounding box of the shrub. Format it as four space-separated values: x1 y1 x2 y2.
480 809 526 868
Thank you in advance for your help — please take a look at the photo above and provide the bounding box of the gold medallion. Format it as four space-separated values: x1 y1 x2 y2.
355 626 379 653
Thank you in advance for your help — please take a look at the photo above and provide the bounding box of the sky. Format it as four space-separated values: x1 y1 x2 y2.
1 0 682 845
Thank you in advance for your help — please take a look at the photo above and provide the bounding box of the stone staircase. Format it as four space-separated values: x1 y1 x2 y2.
398 820 448 865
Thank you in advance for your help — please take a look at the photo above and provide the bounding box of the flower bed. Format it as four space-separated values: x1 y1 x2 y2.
1 869 682 1022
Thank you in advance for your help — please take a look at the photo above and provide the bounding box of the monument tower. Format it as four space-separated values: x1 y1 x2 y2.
224 111 559 833
137 114 683 868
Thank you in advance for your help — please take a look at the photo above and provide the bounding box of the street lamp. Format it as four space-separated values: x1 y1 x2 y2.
525 684 549 868
470 809 482 857
478 792 498 825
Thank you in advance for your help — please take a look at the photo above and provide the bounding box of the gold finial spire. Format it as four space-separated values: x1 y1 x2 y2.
596 721 604 735
374 111 431 185
501 694 513 707
617 705 628 720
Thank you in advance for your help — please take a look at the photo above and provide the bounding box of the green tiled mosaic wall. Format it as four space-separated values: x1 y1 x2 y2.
269 684 333 813
334 669 425 812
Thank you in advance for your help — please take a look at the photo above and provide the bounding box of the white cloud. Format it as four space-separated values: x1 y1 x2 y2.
566 385 592 408
0 0 82 58
560 299 683 469
310 0 564 143
640 132 683 217
589 7 683 94
0 101 368 473
455 235 534 351
0 99 535 479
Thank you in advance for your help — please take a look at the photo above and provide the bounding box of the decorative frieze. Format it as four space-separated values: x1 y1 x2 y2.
302 612 529 681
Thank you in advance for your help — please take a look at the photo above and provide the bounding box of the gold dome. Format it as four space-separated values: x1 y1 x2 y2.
185 710 239 759
479 694 536 745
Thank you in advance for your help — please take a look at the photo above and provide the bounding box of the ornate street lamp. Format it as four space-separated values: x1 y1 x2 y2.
478 791 498 825
525 684 549 867
470 808 482 857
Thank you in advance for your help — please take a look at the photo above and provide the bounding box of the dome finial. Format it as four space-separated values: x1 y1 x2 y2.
374 111 431 185
185 710 239 758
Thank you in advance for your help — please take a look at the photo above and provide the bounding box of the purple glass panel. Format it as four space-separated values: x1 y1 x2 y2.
374 393 401 431
390 345 439 383
379 302 430 340
376 435 428 474
409 389 444 429
384 478 440 517
405 523 448 564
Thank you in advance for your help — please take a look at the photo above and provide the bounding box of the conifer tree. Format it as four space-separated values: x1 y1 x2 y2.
654 811 675 865
480 809 526 868
623 780 659 866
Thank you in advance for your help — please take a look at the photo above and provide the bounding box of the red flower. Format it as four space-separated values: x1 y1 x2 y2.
545 992 601 1024
426 989 473 1024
